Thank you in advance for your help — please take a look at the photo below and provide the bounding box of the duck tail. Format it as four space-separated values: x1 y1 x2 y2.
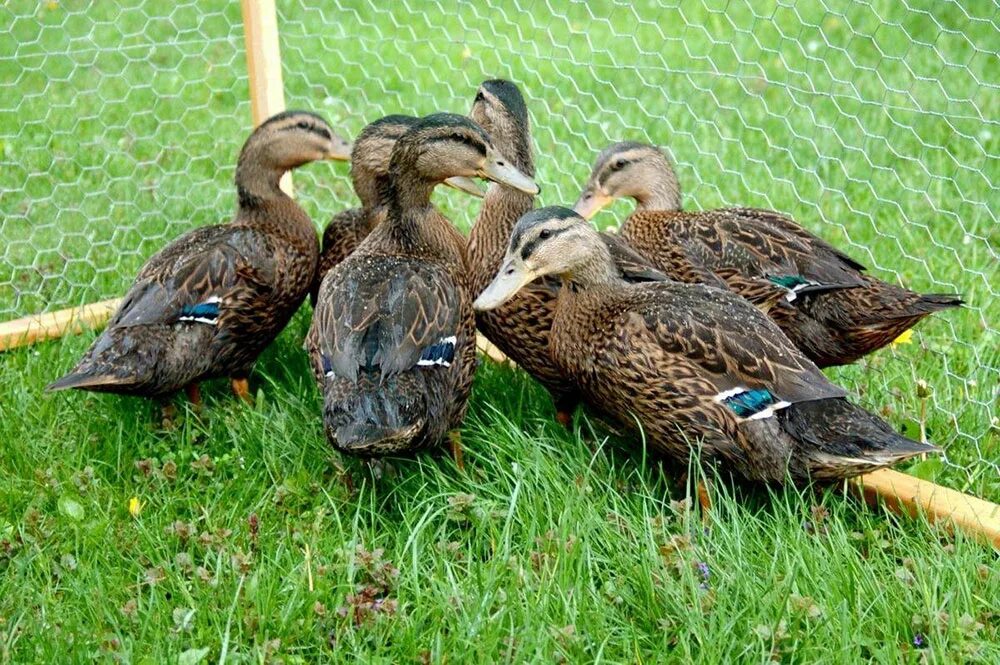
322 374 428 456
46 368 134 392
783 398 940 480
331 421 424 455
910 292 964 314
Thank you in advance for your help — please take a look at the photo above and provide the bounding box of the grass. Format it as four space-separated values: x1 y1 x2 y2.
1 0 998 661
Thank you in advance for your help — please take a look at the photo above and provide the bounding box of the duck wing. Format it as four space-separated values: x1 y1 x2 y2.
684 208 866 290
632 282 846 407
626 208 867 295
111 225 276 330
314 255 461 383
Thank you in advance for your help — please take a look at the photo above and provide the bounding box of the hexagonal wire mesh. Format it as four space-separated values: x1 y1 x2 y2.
1 2 997 491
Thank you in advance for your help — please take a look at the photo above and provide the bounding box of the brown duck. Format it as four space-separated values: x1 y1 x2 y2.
308 113 537 457
313 114 483 303
573 142 963 367
48 111 351 402
475 207 939 483
467 80 665 426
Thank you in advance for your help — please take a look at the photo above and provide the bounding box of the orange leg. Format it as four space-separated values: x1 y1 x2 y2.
449 431 465 472
696 481 712 520
184 383 202 410
231 377 252 404
555 410 574 429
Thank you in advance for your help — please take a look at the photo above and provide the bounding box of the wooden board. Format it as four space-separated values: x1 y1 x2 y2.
240 0 292 195
854 468 1000 549
0 298 122 352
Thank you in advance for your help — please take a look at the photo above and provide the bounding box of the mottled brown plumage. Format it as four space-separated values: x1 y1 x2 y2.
48 111 350 399
467 80 665 424
475 207 938 483
574 142 962 367
308 113 537 455
312 115 482 304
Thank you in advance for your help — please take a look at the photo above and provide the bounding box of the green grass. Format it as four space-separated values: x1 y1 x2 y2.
1 0 998 661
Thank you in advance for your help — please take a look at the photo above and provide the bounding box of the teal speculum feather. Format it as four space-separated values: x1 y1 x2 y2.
767 275 810 289
721 388 781 418
178 300 221 323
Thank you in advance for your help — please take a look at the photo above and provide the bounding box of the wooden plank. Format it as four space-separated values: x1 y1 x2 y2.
240 0 292 195
855 468 1000 549
476 333 509 364
0 298 122 352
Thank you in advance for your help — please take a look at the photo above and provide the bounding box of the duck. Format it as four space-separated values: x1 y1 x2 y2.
474 206 939 483
466 80 666 427
573 142 963 367
313 114 483 304
308 112 538 459
48 110 351 404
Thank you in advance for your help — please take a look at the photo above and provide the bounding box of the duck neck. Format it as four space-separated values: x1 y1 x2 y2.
468 186 534 294
468 127 535 295
633 171 682 212
235 140 288 208
358 172 387 232
235 153 317 252
559 239 620 293
377 169 442 249
354 168 380 211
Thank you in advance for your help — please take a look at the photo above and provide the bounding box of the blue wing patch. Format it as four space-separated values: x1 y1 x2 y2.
417 335 456 368
715 387 791 421
767 275 822 302
321 354 334 377
178 296 221 324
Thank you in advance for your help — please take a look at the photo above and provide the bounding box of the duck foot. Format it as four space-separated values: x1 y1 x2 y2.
679 473 712 522
696 480 712 520
231 377 253 404
449 431 465 472
555 410 573 430
185 383 202 412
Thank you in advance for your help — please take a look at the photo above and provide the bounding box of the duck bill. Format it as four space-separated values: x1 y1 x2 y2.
572 187 612 220
443 176 485 198
479 150 539 195
473 260 538 311
326 135 353 161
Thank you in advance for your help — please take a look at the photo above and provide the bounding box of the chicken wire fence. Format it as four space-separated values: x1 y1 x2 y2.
1 1 997 490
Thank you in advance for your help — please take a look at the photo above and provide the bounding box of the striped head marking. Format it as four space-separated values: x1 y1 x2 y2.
573 142 681 218
242 110 352 170
474 206 604 310
392 113 537 194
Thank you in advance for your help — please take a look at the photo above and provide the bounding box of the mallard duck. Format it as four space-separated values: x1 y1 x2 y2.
573 142 963 367
475 206 939 483
467 80 665 427
313 114 483 304
48 110 351 403
308 113 538 457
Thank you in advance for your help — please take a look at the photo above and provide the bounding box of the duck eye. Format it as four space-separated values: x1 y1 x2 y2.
297 120 310 130
451 132 465 142
612 158 627 171
539 229 552 240
474 91 485 103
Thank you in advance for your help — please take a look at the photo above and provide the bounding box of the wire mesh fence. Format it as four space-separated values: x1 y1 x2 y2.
1 1 997 494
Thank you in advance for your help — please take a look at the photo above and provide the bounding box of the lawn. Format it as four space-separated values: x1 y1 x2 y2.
1 0 998 662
